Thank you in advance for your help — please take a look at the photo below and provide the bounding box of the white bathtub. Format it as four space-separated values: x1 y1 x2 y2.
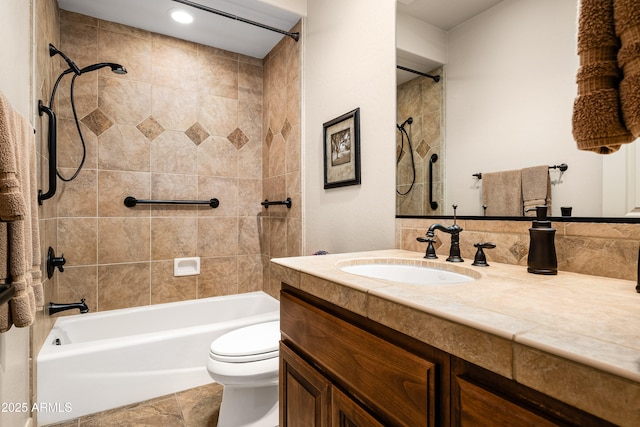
37 291 280 426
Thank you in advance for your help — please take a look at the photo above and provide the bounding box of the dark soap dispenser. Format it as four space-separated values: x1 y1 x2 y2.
527 206 557 275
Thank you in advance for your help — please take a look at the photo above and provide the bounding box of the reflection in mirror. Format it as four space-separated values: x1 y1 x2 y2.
396 0 640 220
396 67 444 215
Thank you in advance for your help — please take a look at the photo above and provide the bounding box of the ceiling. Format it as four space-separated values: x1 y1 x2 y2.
397 0 504 31
57 0 504 76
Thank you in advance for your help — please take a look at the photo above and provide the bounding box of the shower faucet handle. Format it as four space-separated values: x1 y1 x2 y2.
46 247 66 279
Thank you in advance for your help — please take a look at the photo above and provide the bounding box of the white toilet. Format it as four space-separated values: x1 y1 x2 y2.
207 320 280 427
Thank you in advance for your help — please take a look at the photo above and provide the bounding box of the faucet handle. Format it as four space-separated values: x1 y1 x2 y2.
417 236 438 259
472 242 496 267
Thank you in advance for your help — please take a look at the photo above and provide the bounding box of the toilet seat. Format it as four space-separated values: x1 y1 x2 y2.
209 320 280 363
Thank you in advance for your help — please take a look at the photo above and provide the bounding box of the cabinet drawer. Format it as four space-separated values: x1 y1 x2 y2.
457 376 558 427
281 290 435 426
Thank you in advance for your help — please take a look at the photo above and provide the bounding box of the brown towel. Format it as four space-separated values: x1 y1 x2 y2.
0 93 27 220
615 0 640 137
0 91 42 332
572 0 634 153
481 169 523 216
522 166 551 216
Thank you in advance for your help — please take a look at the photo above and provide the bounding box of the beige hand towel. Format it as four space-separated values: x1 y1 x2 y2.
615 0 640 137
572 0 634 153
481 169 523 216
0 91 41 332
0 92 27 220
522 165 551 216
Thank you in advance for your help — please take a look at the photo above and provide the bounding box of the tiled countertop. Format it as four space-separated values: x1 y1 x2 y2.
271 249 640 425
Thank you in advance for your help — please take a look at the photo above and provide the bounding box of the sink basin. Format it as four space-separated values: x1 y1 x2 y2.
340 263 476 285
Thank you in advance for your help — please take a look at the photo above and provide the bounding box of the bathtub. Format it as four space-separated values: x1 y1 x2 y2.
37 291 279 426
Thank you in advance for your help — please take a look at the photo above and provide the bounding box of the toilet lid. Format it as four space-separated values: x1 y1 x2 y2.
210 320 280 363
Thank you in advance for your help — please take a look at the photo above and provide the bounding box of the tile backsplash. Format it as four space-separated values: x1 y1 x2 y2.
397 218 640 281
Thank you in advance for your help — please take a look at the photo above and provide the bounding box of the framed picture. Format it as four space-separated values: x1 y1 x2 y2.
323 108 361 189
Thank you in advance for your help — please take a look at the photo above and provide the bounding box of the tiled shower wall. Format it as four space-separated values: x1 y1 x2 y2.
262 22 303 296
52 10 301 312
396 67 444 216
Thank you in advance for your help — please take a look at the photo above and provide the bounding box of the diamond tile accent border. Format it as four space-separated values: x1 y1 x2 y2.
416 140 431 158
81 108 113 136
185 122 210 146
137 116 165 141
227 128 249 150
281 119 292 141
265 127 274 148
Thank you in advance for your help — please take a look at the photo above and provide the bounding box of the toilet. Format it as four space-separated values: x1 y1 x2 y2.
207 320 280 427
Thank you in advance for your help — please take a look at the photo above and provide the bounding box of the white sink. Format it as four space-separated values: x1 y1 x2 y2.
340 263 476 285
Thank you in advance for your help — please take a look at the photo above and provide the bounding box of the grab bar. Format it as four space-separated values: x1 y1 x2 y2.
473 163 568 179
124 196 219 208
261 198 292 209
38 101 57 204
429 154 438 210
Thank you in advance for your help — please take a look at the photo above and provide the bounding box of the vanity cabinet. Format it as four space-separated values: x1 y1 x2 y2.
280 287 450 426
280 286 617 427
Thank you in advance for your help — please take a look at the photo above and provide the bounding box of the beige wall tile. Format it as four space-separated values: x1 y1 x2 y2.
99 75 151 126
98 29 152 83
150 260 197 304
56 266 98 314
58 218 97 265
198 217 238 257
98 217 150 263
98 124 150 172
151 217 198 260
196 136 238 177
97 263 150 310
98 170 150 217
57 167 98 217
198 256 238 297
150 130 197 174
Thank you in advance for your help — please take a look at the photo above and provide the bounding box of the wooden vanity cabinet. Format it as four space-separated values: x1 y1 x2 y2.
280 286 615 427
280 287 451 426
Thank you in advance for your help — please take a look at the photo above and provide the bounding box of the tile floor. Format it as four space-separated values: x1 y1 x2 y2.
47 383 223 426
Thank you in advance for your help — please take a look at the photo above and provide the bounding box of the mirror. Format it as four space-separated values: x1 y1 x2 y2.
396 0 640 220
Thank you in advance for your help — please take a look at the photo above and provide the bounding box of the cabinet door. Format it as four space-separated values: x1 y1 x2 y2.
281 291 436 426
280 343 331 427
331 387 385 427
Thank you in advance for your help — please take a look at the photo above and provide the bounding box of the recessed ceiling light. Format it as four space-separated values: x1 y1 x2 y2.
169 8 194 24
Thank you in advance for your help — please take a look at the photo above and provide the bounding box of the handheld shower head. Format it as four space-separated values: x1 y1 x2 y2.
49 44 81 75
79 63 128 75
397 117 414 130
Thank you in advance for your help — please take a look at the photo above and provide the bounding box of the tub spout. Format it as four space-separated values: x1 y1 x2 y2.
49 298 89 315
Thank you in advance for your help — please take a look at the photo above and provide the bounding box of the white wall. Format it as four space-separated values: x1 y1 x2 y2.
0 1 34 426
445 0 603 217
304 0 396 254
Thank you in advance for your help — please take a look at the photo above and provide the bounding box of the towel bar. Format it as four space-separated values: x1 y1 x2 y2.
472 163 568 179
261 198 292 209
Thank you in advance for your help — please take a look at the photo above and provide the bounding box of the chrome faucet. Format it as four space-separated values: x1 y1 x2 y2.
49 298 89 315
419 205 464 262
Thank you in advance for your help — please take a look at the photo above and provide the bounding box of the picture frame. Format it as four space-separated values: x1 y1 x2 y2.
323 108 361 189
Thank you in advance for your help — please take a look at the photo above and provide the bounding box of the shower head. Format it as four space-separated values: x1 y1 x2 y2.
79 63 128 75
397 117 414 130
49 43 81 75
